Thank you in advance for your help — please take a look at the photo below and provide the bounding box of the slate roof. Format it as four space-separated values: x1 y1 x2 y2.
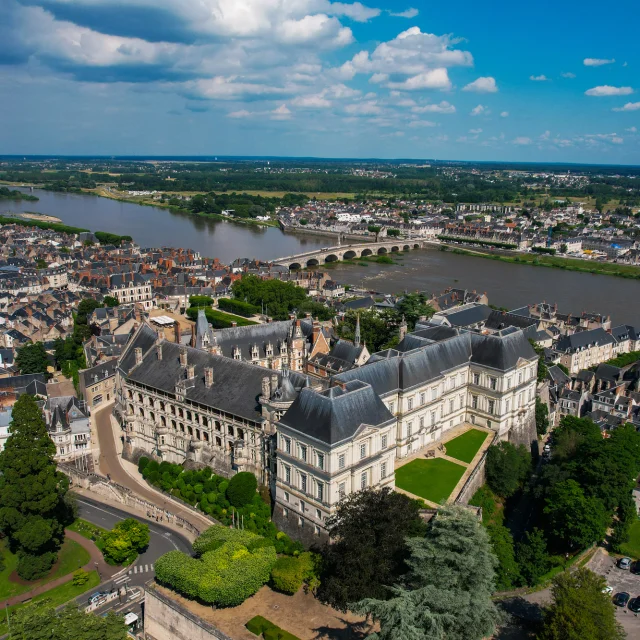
279 380 394 445
556 328 616 353
432 304 493 328
485 310 538 333
126 338 307 422
547 365 570 387
330 340 366 364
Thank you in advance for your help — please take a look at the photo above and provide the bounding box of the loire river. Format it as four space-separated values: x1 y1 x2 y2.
3 189 639 324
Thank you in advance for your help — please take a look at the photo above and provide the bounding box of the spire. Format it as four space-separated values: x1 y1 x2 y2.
354 313 361 348
399 314 408 341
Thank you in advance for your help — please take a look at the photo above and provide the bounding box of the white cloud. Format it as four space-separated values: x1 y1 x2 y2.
411 101 456 114
408 119 437 128
585 85 634 97
584 58 615 66
388 8 419 18
463 77 498 93
327 2 381 21
540 130 551 140
271 103 292 120
561 72 576 78
470 104 488 116
228 109 252 118
500 111 509 118
386 69 452 91
469 128 482 134
529 75 549 81
512 136 532 145
344 99 382 115
627 126 638 133
613 102 640 112
291 94 332 108
278 14 353 47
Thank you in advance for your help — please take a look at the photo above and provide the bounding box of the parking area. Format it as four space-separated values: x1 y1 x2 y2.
588 549 640 637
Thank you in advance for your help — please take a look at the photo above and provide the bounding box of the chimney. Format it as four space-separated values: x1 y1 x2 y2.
134 347 142 365
231 321 237 328
187 364 195 379
180 346 188 367
205 367 213 388
312 320 321 343
270 373 278 397
157 328 165 341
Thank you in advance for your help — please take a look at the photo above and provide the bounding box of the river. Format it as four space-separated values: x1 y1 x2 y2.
2 189 639 324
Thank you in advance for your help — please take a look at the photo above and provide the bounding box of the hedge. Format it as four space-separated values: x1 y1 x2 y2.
155 538 276 607
245 616 301 640
227 471 258 507
532 246 556 255
270 552 317 595
189 295 214 307
193 525 260 556
218 298 260 318
185 306 257 328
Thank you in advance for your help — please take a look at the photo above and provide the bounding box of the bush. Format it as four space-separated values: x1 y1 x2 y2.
138 457 150 473
192 525 259 556
218 298 260 318
17 552 56 580
245 616 302 640
270 552 318 595
72 569 90 586
227 472 258 507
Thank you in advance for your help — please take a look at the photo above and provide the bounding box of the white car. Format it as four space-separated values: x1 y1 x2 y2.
602 586 614 595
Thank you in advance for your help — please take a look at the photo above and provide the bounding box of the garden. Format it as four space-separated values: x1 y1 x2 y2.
395 457 466 504
444 428 489 463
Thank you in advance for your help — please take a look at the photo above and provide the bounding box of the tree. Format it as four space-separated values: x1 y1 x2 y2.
543 479 608 551
8 601 127 640
560 243 568 254
535 398 549 437
0 395 70 579
317 488 427 612
101 518 149 565
226 471 258 507
15 342 50 376
488 524 521 590
336 309 400 352
352 505 501 640
386 228 400 237
538 568 625 640
485 441 531 499
395 294 435 331
529 339 547 382
103 295 120 307
516 528 549 586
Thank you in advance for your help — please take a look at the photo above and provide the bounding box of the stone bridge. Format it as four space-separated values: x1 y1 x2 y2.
274 239 432 270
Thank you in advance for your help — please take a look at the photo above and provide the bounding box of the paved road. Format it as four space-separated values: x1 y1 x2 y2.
75 496 192 619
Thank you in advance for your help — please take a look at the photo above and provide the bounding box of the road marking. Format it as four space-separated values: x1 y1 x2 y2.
151 564 154 571
133 566 138 574
144 564 148 572
114 576 130 585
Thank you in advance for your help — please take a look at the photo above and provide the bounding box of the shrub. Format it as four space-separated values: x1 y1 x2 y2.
227 472 258 507
138 457 150 473
218 480 229 495
218 298 260 318
246 615 277 636
72 569 90 586
192 525 259 556
270 552 318 595
17 552 56 580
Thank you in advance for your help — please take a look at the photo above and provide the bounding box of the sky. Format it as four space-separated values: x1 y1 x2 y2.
1 0 639 163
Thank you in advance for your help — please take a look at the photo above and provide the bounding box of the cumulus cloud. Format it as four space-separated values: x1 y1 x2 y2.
512 136 532 145
408 119 437 128
626 126 638 133
463 77 498 93
387 68 452 91
291 93 332 108
585 85 634 96
411 101 456 114
388 8 419 18
529 75 549 81
584 58 615 66
271 103 292 120
469 128 482 134
470 104 488 116
561 72 576 78
613 102 640 111
500 111 509 117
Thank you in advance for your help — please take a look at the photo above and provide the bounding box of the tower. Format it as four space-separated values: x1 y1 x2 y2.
354 313 361 348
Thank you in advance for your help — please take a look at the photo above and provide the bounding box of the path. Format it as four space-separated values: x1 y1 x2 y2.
0 530 119 608
94 403 212 533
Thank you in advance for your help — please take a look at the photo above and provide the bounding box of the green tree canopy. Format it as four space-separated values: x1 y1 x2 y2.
538 568 625 640
317 487 427 612
336 309 400 352
103 295 120 307
485 441 531 499
535 398 549 437
352 505 501 640
516 528 550 586
395 293 435 331
231 275 308 320
0 394 70 579
15 342 50 376
102 518 150 565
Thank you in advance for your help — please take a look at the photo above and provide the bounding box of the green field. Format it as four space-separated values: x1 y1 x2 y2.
620 519 640 559
444 429 489 464
0 538 90 601
395 458 466 504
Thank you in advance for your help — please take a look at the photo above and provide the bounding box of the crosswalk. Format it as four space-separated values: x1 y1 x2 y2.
127 563 154 576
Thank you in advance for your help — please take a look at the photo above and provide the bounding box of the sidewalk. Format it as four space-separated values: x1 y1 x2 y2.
0 530 119 608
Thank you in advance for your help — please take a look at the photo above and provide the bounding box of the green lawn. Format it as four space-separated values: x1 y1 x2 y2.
444 429 489 464
68 518 109 541
0 538 90 601
620 519 640 559
395 458 466 504
0 570 101 636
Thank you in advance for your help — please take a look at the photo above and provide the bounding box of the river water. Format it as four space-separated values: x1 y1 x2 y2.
2 189 639 324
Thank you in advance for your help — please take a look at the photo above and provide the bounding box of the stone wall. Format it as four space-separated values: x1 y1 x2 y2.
454 435 497 506
144 583 233 640
272 503 328 550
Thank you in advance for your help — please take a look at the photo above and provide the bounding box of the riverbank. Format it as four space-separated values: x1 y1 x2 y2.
441 245 640 280
14 211 62 223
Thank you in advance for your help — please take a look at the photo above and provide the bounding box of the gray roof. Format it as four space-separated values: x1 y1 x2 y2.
279 380 394 445
547 365 570 387
556 327 616 353
126 338 307 422
434 304 493 328
330 340 366 364
485 310 538 333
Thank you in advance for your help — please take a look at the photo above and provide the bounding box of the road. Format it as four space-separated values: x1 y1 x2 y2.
74 496 192 620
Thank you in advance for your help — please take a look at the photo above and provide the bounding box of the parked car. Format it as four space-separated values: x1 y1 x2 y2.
602 586 614 595
619 557 632 570
88 592 105 605
631 561 640 575
614 592 631 607
629 597 640 613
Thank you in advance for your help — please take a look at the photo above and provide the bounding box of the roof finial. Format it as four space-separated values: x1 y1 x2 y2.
354 313 361 348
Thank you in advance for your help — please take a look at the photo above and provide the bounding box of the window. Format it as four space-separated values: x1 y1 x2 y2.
389 401 395 414
381 461 387 478
338 482 346 498
407 397 413 411
430 411 436 426
473 373 480 385
420 392 425 406
300 501 305 513
507 378 512 390
431 387 437 400
407 440 412 453
299 445 307 462
300 474 307 493
316 508 322 519
518 372 523 385
283 508 288 518
488 400 495 415
406 422 412 437
316 452 325 469
360 472 368 489
487 420 492 430
316 483 324 502
451 376 456 389
490 377 497 391
284 491 290 502
284 465 291 483
459 394 464 409
338 453 346 469
381 434 388 449
360 443 367 459
449 399 454 414
506 400 510 412
472 395 478 409
419 416 424 429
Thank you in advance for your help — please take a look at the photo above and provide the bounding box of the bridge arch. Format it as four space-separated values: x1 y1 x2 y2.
306 258 319 267
377 247 388 255
360 248 373 257
289 262 302 270
390 245 400 252
324 254 340 263
414 243 420 249
403 245 410 251
343 250 357 260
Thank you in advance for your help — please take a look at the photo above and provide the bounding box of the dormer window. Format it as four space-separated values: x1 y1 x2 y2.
251 345 259 360
233 346 241 360
266 342 273 357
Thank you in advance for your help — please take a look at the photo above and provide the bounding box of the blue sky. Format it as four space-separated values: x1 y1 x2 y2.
1 0 639 163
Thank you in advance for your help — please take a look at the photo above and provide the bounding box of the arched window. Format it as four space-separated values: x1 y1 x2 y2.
237 428 245 440
215 421 221 432
215 437 222 447
186 411 192 421
127 390 133 400
161 416 167 427
171 419 176 430
202 417 208 428
150 411 155 423
228 425 234 437
170 405 176 415
179 423 185 433
178 408 184 418
138 407 144 417
160 401 165 412
137 393 143 403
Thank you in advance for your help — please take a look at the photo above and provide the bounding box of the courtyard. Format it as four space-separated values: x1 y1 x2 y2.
394 427 492 505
